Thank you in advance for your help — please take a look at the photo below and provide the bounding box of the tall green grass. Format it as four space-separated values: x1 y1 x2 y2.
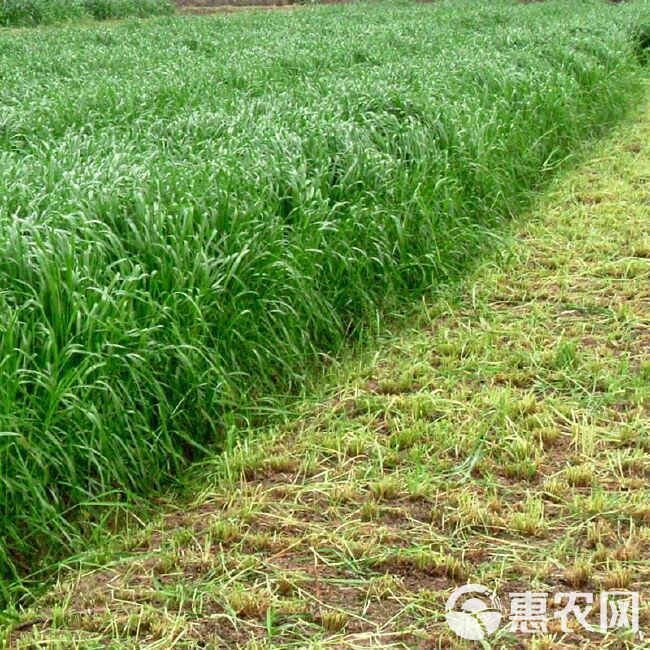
0 0 648 598
82 0 174 20
0 0 173 27
0 0 85 26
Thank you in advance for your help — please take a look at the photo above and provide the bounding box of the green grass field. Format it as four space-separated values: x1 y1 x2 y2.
4 68 649 650
0 0 172 27
1 0 649 609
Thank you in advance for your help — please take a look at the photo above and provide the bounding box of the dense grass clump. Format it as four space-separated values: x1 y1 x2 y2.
0 0 173 26
0 0 85 26
82 0 174 20
0 0 648 596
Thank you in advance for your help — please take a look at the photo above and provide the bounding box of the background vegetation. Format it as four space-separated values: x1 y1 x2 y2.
0 0 649 600
0 0 173 27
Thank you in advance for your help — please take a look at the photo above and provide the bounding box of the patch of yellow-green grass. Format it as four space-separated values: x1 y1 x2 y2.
4 105 650 650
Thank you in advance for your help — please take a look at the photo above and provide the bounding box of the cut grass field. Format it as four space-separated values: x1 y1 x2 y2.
5 86 649 650
2 0 650 594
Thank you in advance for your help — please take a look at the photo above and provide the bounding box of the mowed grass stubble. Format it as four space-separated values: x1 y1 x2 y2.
0 0 649 595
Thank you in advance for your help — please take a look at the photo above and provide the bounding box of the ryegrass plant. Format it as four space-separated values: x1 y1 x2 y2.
82 0 173 20
0 0 85 26
0 0 172 26
0 0 648 598
6 100 650 645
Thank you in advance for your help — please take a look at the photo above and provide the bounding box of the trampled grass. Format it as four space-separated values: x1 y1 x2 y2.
4 79 649 650
0 0 649 600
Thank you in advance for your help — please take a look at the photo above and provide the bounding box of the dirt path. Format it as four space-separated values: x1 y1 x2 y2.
6 101 650 650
